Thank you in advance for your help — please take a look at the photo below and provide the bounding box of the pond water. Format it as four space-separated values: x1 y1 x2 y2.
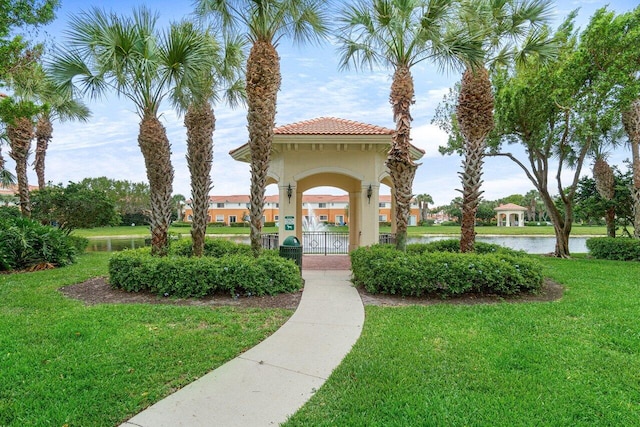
409 235 589 254
86 234 591 254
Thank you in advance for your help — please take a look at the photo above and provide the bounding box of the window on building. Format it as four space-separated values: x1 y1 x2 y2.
275 203 279 208
379 202 386 208
229 215 237 223
187 215 193 221
335 215 344 225
379 215 387 222
217 203 224 208
318 203 326 208
274 215 279 221
246 203 250 208
319 215 328 221
215 215 224 222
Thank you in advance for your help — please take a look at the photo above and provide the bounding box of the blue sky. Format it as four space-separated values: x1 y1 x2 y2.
5 0 638 207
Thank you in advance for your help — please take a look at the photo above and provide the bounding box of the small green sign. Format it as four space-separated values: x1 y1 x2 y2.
284 215 295 231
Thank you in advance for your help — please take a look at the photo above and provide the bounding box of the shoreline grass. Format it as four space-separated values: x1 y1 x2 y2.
284 257 640 426
0 253 293 426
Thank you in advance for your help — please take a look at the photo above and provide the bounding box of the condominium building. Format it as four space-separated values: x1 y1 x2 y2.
182 194 421 226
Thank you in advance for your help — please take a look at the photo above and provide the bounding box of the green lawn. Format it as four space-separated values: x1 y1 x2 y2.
284 256 640 426
0 253 293 426
73 224 607 238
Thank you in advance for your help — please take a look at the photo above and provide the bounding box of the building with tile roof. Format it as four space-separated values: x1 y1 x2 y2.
230 117 425 249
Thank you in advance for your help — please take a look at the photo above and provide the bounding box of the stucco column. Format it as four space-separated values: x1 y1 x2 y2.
519 212 524 227
359 183 379 248
278 183 298 243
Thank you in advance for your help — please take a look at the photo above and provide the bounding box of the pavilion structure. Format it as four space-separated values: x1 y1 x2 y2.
494 203 527 227
230 117 424 251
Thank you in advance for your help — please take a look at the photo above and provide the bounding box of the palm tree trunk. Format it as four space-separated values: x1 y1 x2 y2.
7 117 34 217
185 102 214 257
456 67 494 253
593 157 616 237
34 115 52 190
246 39 281 257
459 136 485 252
138 113 174 256
622 99 640 238
387 65 417 252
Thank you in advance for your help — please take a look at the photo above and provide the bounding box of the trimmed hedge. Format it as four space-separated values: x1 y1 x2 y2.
108 248 302 298
586 237 640 261
351 244 543 297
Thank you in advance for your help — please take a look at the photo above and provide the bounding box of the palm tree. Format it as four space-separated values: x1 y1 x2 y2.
50 7 213 256
453 0 554 252
0 139 17 188
415 193 433 222
172 24 245 257
0 96 41 217
338 0 481 251
34 78 90 190
622 99 640 238
195 0 331 257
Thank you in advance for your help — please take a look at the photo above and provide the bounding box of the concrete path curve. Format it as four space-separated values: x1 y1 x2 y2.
121 269 364 427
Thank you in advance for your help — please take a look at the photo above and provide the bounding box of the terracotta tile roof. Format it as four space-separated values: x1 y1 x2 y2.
495 203 527 211
274 117 394 135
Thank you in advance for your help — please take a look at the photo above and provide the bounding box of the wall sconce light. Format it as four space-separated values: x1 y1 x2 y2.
367 184 372 204
287 184 292 203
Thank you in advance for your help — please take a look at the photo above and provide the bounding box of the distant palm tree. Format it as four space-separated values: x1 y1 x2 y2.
34 77 90 190
171 24 245 257
337 0 481 251
195 0 331 256
453 0 554 252
0 142 17 188
50 7 214 256
415 193 434 222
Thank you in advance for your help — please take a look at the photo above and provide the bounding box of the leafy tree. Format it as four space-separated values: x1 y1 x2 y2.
337 0 481 251
476 199 496 224
195 0 331 256
79 177 150 225
575 167 633 234
50 7 214 256
0 0 59 84
31 181 120 234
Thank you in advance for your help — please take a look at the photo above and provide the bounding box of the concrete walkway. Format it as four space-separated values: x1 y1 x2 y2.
121 269 364 427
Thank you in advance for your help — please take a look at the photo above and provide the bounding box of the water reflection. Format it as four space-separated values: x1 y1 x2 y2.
409 235 589 254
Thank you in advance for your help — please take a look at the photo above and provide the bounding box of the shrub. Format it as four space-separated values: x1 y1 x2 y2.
440 220 459 226
208 222 226 227
108 249 302 298
0 211 79 271
351 244 543 297
418 219 435 226
171 221 192 228
230 222 249 228
264 221 276 227
586 237 640 261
